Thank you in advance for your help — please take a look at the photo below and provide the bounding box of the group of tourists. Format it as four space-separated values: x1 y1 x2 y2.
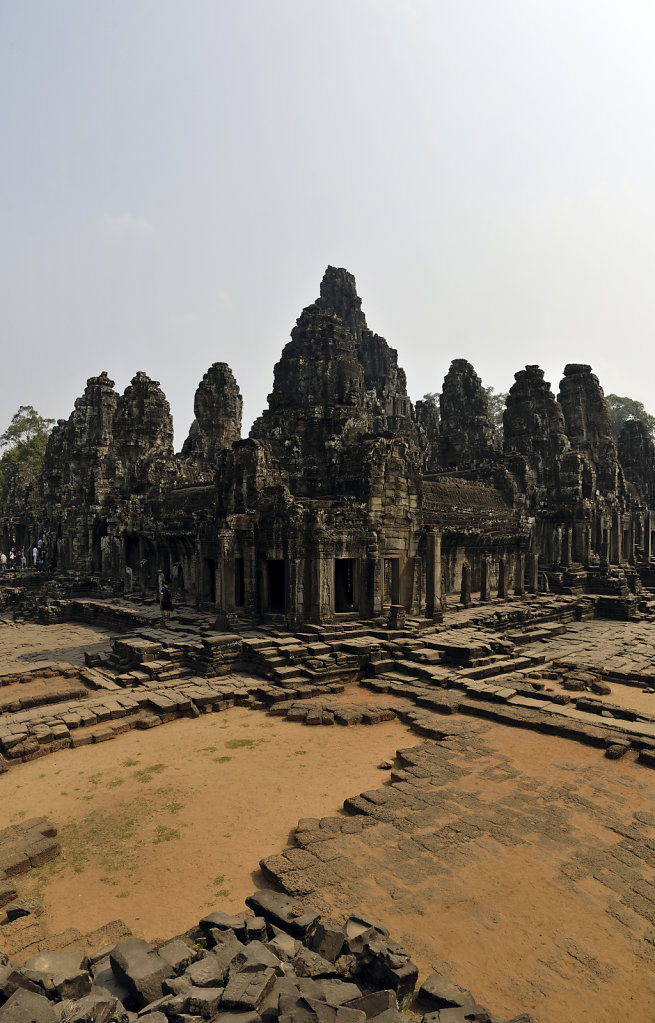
0 536 49 574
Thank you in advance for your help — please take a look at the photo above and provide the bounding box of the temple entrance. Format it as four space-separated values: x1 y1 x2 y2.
335 558 357 612
203 558 216 603
91 519 107 574
266 560 285 611
235 557 245 607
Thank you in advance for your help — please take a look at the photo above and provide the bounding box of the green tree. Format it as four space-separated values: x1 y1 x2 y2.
606 394 655 443
0 406 54 502
485 387 508 435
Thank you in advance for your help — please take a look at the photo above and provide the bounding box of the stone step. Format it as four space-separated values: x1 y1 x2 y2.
458 655 533 681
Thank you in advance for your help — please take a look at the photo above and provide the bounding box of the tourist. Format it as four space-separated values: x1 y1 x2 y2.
20 547 26 569
160 580 173 626
0 552 6 573
8 549 15 570
32 545 38 566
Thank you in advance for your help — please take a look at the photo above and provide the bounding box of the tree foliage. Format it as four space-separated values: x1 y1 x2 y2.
0 406 54 503
485 387 508 433
606 394 655 443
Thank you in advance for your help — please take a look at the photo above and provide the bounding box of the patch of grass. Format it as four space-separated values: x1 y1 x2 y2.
100 876 119 886
88 773 103 786
133 763 166 783
108 778 124 788
224 739 255 750
212 874 230 899
122 757 139 767
214 755 232 763
57 785 182 883
293 749 307 756
164 801 184 815
153 825 180 845
200 746 217 753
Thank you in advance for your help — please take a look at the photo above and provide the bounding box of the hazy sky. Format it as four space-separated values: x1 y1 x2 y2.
2 1 654 448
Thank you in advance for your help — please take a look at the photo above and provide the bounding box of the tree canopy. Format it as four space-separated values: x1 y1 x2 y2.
0 406 54 503
606 394 655 443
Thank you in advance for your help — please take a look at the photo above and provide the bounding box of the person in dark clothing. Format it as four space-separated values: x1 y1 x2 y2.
160 581 173 625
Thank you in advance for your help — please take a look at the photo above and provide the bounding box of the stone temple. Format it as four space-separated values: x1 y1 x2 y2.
2 266 653 623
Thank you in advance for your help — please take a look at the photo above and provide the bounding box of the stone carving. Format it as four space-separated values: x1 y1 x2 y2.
439 359 501 469
1 268 653 621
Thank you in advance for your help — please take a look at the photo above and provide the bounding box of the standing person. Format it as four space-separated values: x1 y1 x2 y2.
0 552 6 573
32 545 38 567
159 580 173 626
8 549 15 571
20 547 26 570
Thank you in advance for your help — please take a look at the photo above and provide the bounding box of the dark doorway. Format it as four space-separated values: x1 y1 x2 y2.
125 534 140 571
204 558 216 603
267 560 285 611
91 519 107 573
235 557 245 607
335 558 356 612
384 558 400 606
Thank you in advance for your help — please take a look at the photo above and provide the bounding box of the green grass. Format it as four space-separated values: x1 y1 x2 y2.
133 763 166 783
153 825 180 845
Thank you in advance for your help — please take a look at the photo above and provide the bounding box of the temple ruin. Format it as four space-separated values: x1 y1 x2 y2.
1 266 653 624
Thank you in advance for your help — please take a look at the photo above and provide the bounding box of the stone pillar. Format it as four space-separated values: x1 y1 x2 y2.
388 605 406 630
561 528 572 567
514 553 525 595
497 557 507 599
552 526 562 566
600 526 610 566
611 512 621 564
645 513 653 562
480 557 491 602
573 523 588 565
529 554 539 594
425 530 442 618
460 563 471 607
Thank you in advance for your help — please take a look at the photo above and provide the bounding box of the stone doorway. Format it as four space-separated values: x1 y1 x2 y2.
335 558 357 612
266 560 285 612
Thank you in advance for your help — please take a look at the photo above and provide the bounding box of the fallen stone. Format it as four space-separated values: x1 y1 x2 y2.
246 891 320 939
418 972 475 1011
109 938 174 1007
0 987 57 1022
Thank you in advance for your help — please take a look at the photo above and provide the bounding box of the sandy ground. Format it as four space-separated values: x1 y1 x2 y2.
0 619 110 674
4 619 655 1022
3 707 411 945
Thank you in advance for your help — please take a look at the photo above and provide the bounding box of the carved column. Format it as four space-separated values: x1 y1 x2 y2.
425 530 442 618
480 557 491 602
514 553 525 595
497 557 507 599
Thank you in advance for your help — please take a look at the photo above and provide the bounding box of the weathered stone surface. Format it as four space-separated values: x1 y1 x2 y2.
182 363 243 479
109 938 173 1007
418 972 475 1011
245 892 320 940
439 360 501 469
0 988 57 1022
